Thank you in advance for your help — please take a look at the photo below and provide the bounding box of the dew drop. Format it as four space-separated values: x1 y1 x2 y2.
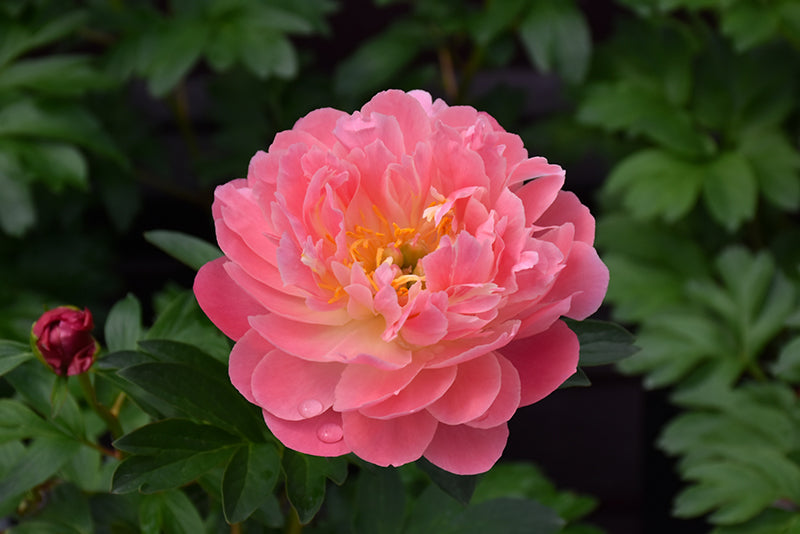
316 423 343 443
297 399 323 419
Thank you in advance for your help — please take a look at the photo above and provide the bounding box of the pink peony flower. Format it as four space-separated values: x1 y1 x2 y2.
194 90 608 474
31 306 99 376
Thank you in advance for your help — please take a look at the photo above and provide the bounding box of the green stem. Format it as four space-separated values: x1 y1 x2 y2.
285 509 303 534
78 373 124 441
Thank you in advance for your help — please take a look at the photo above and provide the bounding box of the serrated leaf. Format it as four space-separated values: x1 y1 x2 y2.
105 294 143 352
240 30 297 79
18 141 88 191
579 84 714 157
702 152 757 231
143 230 221 271
604 149 704 222
0 10 88 68
221 442 281 523
518 0 591 84
0 55 109 95
739 128 800 211
138 489 204 534
0 340 33 376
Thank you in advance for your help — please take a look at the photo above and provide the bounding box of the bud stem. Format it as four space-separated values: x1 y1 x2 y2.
78 373 124 441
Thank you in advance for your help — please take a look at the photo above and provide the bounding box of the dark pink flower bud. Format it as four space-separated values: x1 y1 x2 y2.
31 306 99 376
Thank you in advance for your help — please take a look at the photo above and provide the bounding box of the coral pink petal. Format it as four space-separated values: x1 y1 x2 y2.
426 353 502 425
424 423 509 475
194 258 266 341
251 350 345 421
538 191 596 244
358 366 458 419
361 90 432 153
333 360 424 411
229 329 274 403
466 354 521 429
516 174 566 224
547 241 609 321
508 156 565 187
342 410 438 467
250 314 412 368
499 320 579 407
263 409 351 457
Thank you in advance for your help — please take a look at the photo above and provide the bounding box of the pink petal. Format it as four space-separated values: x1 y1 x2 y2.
357 366 457 419
249 314 412 368
342 410 438 467
426 353 502 425
516 174 566 227
333 360 424 411
499 320 579 407
508 156 565 188
537 190 596 244
263 409 351 457
466 353 521 429
423 423 509 475
361 90 432 154
229 328 274 403
193 258 266 341
251 350 344 421
546 241 609 321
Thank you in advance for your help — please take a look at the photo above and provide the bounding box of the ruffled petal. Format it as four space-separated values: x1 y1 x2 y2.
466 353 521 429
357 366 457 419
426 353 502 425
229 328 273 403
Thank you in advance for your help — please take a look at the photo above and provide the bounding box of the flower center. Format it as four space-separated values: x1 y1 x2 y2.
344 203 454 297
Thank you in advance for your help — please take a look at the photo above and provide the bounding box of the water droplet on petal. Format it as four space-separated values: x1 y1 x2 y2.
317 423 343 443
298 399 324 418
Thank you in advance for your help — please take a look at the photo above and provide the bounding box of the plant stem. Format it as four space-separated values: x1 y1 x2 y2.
285 509 303 534
78 373 124 440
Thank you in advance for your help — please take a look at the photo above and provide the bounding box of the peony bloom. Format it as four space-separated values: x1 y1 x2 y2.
31 306 99 376
194 90 608 474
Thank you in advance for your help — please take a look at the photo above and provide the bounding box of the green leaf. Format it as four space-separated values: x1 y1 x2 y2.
117 361 264 441
518 0 591 84
0 99 123 162
143 19 208 97
221 442 282 523
603 149 704 222
0 152 35 236
137 339 227 376
702 152 758 231
334 20 427 102
771 337 800 383
720 2 779 51
0 55 110 95
739 128 800 211
353 467 406 534
0 10 89 68
283 450 331 524
0 435 81 503
0 399 68 443
0 340 33 376
579 83 714 158
452 498 564 534
144 230 222 271
565 319 638 366
17 141 88 191
105 293 144 352
138 490 204 534
416 457 477 505
114 418 240 455
31 482 94 534
560 368 591 388
112 445 237 494
239 30 297 79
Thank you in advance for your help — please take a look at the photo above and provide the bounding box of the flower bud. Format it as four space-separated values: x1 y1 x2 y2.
31 306 99 376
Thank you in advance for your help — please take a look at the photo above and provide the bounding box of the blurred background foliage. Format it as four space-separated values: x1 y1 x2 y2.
1 0 799 532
